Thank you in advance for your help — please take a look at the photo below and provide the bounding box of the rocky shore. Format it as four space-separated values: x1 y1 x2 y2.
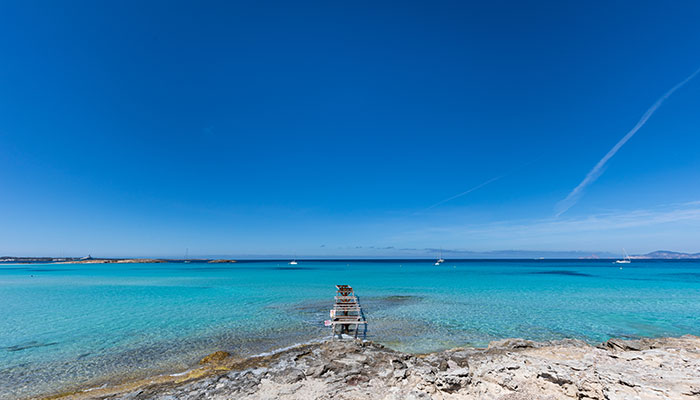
49 335 700 400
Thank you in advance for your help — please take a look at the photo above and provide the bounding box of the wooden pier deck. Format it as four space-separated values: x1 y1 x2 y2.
329 285 366 338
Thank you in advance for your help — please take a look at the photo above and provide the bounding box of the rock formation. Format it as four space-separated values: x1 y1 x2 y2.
54 335 700 400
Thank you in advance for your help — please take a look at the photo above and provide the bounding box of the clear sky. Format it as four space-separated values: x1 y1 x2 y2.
2 1 700 258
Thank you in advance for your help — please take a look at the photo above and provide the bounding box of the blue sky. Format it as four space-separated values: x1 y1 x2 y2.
1 1 700 258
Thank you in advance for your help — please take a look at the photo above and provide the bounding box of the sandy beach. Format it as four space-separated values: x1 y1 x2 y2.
43 335 700 400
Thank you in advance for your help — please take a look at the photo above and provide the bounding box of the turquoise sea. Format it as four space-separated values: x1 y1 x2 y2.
1 259 699 399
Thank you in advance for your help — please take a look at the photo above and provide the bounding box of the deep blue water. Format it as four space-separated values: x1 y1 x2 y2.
1 259 699 399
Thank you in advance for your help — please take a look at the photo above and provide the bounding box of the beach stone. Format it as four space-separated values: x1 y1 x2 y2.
114 390 143 399
488 338 538 350
435 366 471 392
448 350 471 368
346 374 370 386
304 364 325 377
448 367 470 377
282 368 305 383
422 371 437 383
344 353 368 364
404 390 432 399
393 368 407 380
378 367 393 378
605 338 644 351
338 364 363 379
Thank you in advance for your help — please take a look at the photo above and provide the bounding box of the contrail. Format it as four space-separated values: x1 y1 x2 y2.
556 67 700 217
425 174 505 210
424 161 534 211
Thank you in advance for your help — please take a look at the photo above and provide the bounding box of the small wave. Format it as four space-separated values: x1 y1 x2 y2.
247 336 331 358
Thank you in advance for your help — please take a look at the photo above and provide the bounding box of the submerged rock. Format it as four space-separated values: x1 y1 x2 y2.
198 351 230 365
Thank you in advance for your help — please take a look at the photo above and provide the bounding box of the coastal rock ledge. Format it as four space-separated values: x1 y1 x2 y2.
59 335 700 400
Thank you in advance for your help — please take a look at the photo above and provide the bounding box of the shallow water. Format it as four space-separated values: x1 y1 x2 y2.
1 260 699 399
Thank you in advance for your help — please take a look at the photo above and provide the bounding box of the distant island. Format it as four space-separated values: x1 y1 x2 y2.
0 256 236 264
56 258 167 264
630 250 700 260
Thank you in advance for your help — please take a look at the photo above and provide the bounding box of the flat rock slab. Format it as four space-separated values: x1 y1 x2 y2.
59 335 700 400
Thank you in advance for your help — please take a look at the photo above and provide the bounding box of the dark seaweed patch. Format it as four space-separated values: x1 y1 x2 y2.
5 341 58 352
362 295 424 309
26 268 77 272
380 295 422 303
292 304 327 313
529 270 594 277
661 272 700 280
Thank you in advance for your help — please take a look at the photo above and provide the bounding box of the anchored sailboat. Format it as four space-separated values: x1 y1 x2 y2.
434 249 445 266
614 248 631 265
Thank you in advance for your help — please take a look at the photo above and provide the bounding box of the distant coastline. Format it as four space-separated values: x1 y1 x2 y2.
629 250 700 260
2 250 700 264
0 257 237 264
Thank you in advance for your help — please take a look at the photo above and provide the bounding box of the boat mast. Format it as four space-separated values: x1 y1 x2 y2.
623 248 630 261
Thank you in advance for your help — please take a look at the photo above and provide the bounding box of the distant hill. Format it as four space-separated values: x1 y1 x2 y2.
421 249 619 259
633 251 700 260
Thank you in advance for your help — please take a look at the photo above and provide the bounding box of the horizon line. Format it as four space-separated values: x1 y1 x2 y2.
3 249 699 261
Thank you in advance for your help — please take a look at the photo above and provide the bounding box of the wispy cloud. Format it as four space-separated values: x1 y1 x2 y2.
394 201 700 253
556 67 700 216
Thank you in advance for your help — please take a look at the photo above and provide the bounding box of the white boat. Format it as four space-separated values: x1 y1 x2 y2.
614 248 631 265
289 253 299 265
434 249 445 266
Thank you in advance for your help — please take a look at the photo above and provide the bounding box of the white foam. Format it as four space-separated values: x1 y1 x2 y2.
247 336 331 358
81 383 108 392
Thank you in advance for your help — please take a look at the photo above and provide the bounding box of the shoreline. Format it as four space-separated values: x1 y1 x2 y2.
39 334 700 400
38 336 332 400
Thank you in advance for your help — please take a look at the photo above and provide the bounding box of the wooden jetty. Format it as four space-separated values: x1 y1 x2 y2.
329 285 367 338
